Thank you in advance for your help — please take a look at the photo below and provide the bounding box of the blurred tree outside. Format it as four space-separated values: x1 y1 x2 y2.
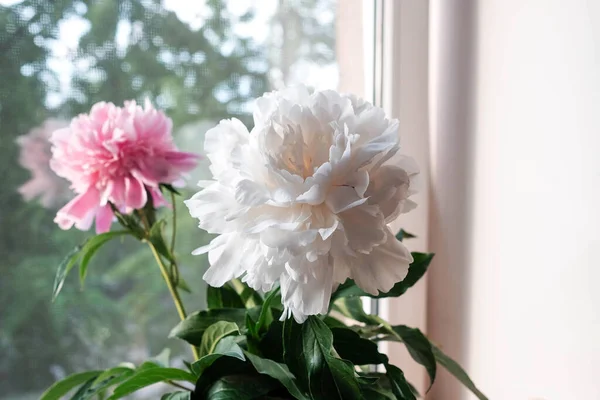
0 0 335 397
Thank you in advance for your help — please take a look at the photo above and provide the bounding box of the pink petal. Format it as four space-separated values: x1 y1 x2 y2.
124 176 147 210
95 204 114 233
164 151 199 171
109 177 126 206
150 187 168 208
54 188 100 231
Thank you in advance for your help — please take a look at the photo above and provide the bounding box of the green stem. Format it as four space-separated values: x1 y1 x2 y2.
169 191 179 284
170 191 177 255
166 380 193 391
147 241 200 361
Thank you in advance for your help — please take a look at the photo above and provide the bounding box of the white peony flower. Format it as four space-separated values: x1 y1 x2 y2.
185 85 419 322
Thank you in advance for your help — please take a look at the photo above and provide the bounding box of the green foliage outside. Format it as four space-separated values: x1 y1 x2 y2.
0 0 334 396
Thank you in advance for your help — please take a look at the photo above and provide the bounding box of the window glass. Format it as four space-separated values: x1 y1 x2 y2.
0 0 337 397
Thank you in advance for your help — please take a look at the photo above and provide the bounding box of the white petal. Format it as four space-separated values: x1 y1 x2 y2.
204 119 249 177
325 185 368 214
235 179 269 206
191 234 226 255
296 184 326 205
339 204 387 253
279 256 333 323
203 234 246 287
350 229 413 295
366 165 410 221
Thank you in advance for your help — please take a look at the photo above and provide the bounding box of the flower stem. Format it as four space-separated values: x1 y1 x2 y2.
170 191 177 255
147 241 200 361
169 191 179 284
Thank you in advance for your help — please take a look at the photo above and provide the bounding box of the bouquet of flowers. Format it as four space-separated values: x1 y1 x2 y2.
40 86 487 399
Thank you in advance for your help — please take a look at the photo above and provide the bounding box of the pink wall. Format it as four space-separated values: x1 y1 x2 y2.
428 0 600 398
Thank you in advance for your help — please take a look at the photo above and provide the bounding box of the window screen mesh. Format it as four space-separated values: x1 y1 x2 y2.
0 0 337 397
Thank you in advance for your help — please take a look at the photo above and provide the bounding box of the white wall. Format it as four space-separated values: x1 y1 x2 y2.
428 0 600 399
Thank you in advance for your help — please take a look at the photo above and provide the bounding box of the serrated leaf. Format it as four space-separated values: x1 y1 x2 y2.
331 253 434 301
386 364 416 400
207 285 245 309
108 368 196 399
432 344 488 400
191 336 245 376
40 370 101 400
245 352 309 400
71 367 134 400
331 327 388 366
390 325 436 391
283 316 362 400
161 392 191 400
170 308 247 346
198 321 240 357
79 230 130 287
52 245 84 301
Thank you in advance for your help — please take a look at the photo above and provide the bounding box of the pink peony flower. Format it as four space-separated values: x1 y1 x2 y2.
50 100 199 233
16 119 72 209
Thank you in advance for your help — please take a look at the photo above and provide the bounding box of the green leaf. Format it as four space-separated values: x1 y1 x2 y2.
152 348 171 367
331 253 434 300
177 277 192 293
160 183 181 196
71 367 134 400
245 352 309 400
386 364 416 400
40 370 101 400
395 229 416 241
254 286 280 337
361 387 397 400
333 297 371 324
283 316 362 400
230 278 264 307
161 392 191 400
321 315 347 329
199 321 240 357
390 325 436 391
259 319 284 363
137 360 162 371
207 285 246 309
194 356 254 396
170 308 247 346
331 327 388 366
79 230 130 287
109 203 144 238
52 245 84 301
191 336 246 376
108 368 196 399
69 377 97 399
206 374 279 400
148 219 176 264
432 344 488 400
